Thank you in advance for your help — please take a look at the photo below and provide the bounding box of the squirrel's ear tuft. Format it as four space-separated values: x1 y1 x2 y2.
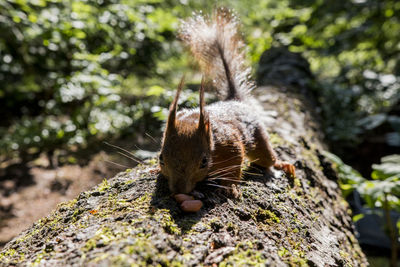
199 77 211 138
199 77 206 118
167 75 185 131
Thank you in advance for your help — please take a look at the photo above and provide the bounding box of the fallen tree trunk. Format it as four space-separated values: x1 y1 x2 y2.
0 48 367 266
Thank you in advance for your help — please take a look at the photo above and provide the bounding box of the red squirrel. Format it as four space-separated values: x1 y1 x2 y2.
159 8 295 198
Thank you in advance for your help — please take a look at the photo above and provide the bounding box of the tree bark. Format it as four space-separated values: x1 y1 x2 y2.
0 48 368 266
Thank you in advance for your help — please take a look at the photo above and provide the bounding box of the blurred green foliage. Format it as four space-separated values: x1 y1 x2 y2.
0 0 399 160
231 0 400 151
324 152 400 209
325 152 400 264
0 0 197 158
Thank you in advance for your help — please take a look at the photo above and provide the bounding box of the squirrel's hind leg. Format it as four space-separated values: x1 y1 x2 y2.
247 126 296 177
247 126 277 168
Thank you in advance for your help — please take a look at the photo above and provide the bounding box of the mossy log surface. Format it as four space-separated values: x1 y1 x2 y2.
1 53 367 267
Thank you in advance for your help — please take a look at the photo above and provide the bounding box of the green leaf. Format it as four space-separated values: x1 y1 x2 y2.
56 130 64 139
358 180 400 201
353 214 364 222
322 151 365 184
339 183 353 191
371 154 400 180
146 85 165 97
357 114 387 130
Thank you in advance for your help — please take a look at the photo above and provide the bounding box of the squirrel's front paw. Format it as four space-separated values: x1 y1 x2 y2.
274 161 296 177
215 184 241 199
190 190 205 199
228 184 241 199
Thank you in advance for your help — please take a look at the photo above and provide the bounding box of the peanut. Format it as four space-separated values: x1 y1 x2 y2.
180 200 203 212
174 194 194 204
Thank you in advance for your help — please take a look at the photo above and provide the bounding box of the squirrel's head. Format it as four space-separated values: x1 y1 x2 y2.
159 77 213 194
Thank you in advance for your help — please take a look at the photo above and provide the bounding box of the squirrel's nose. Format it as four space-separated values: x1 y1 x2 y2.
174 181 191 194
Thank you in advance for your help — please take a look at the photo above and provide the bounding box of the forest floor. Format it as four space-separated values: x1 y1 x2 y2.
0 151 131 248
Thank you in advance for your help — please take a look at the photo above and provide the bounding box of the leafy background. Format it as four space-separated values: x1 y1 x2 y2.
0 0 399 264
1 0 399 161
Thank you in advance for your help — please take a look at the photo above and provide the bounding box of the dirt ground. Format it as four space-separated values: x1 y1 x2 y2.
0 151 128 248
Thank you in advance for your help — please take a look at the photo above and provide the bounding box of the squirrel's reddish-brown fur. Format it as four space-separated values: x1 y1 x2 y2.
159 8 295 195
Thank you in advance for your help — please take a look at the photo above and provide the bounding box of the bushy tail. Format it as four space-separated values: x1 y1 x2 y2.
179 8 254 101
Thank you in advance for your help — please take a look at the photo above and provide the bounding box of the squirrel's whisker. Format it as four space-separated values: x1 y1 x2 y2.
209 164 242 172
242 171 264 176
211 155 241 165
145 132 160 145
208 171 239 178
103 141 143 164
104 160 132 169
134 144 144 151
116 151 142 164
208 166 242 176
207 177 245 183
205 183 232 190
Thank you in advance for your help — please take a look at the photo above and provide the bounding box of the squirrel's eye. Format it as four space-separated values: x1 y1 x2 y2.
159 154 164 166
200 156 208 169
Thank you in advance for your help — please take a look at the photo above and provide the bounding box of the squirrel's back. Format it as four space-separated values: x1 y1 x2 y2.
176 100 262 148
179 8 254 101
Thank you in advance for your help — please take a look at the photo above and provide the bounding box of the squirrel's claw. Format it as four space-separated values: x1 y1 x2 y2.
274 161 296 177
190 190 205 199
